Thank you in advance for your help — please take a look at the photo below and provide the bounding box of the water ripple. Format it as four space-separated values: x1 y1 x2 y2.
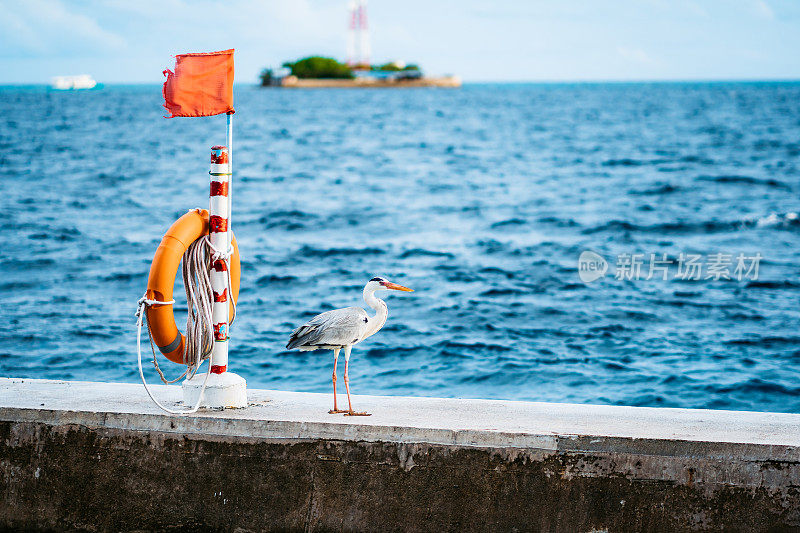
2 82 800 413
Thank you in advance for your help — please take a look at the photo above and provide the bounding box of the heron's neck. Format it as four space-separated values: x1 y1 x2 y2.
362 288 388 339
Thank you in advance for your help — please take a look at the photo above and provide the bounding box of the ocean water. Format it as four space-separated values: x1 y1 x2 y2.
2 82 799 413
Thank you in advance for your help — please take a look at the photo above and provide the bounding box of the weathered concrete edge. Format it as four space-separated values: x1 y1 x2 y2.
3 405 799 466
5 410 800 495
5 419 799 532
1 406 559 451
3 379 800 531
5 378 800 444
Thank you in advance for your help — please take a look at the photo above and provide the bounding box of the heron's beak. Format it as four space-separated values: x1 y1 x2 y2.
384 282 414 292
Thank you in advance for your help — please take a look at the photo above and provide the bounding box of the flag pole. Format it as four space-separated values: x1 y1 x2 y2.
150 49 246 412
226 112 233 254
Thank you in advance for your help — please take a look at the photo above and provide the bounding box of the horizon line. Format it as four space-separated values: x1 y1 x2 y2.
2 77 800 87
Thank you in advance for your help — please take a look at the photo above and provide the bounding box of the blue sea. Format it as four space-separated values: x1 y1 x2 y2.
2 82 799 413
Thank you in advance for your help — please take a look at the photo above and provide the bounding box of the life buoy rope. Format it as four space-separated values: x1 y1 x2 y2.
136 296 210 414
144 209 240 364
135 208 240 415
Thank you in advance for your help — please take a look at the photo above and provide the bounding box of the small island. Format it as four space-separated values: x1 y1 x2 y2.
260 56 461 89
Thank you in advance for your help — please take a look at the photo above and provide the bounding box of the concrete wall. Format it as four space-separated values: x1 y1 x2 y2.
1 378 799 532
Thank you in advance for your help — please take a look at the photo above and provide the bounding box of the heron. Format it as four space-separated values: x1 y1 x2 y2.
286 277 414 416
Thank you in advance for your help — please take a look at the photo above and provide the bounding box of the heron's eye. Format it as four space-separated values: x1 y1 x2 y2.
369 277 382 282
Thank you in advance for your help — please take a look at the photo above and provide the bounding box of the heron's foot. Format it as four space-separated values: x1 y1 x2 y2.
344 410 371 416
328 409 349 414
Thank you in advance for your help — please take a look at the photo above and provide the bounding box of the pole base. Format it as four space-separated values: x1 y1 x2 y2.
182 371 247 409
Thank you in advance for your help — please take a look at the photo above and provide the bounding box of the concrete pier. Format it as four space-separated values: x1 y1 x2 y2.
1 377 799 531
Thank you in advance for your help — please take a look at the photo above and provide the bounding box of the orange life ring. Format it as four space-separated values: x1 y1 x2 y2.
145 209 240 365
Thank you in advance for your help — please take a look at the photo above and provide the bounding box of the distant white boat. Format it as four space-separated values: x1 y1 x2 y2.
51 75 97 90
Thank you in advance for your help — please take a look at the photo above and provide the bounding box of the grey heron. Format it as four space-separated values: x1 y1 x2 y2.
286 277 414 416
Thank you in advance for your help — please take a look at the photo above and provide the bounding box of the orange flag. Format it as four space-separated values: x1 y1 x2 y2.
162 49 235 118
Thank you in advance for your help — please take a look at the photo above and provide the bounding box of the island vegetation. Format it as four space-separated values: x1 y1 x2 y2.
374 61 419 72
283 56 354 79
260 56 422 86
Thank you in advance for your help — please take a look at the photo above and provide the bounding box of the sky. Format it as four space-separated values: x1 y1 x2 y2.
0 0 798 84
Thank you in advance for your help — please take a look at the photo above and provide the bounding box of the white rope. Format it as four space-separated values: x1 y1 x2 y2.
136 296 210 415
202 234 237 325
135 231 235 415
182 238 216 369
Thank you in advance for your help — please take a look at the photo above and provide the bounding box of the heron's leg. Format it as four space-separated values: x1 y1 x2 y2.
343 345 371 416
329 348 347 414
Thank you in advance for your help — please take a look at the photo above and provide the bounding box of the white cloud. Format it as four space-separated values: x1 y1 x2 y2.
753 0 775 19
0 0 797 83
684 1 710 18
0 0 125 58
617 46 653 65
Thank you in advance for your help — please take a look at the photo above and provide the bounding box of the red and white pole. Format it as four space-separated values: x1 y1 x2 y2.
182 113 246 409
209 144 230 374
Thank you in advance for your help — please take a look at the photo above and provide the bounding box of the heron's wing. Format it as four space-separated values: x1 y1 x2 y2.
286 307 368 349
